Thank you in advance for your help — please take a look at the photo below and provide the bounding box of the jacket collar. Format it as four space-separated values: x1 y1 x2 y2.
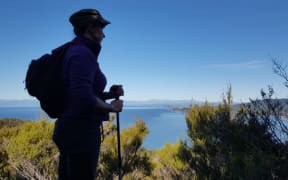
73 36 101 56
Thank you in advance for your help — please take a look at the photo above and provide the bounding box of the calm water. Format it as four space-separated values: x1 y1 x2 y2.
0 106 187 149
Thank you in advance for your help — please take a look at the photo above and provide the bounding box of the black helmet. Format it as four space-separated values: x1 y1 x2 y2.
69 9 110 28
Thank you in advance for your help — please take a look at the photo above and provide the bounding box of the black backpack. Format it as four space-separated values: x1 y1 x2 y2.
25 42 73 118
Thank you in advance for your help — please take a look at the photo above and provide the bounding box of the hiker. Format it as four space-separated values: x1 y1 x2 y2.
52 9 124 180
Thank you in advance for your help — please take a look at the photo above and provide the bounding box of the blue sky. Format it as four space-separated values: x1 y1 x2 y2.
1 0 288 102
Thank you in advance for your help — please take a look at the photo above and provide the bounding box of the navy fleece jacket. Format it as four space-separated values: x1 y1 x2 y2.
53 36 108 152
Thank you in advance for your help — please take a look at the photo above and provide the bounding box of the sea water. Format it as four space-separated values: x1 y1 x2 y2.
0 106 187 150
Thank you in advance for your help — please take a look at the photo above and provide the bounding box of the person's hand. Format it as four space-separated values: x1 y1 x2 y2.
110 99 123 112
109 85 124 98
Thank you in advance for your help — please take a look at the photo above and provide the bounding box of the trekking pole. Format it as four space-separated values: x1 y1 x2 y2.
116 96 122 180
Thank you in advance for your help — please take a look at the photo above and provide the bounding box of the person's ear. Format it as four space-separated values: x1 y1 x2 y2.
86 24 95 34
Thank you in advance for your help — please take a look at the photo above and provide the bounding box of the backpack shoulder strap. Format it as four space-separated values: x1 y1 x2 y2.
51 42 73 54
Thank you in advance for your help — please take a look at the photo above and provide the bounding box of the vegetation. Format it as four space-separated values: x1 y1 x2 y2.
1 88 287 180
98 116 153 179
0 119 25 179
0 118 57 180
0 117 155 180
182 86 288 179
0 60 287 179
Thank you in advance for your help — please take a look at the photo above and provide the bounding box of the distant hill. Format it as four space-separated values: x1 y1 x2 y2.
0 99 239 109
2 99 287 117
0 99 39 107
0 99 197 108
171 99 288 117
231 98 288 118
125 99 199 107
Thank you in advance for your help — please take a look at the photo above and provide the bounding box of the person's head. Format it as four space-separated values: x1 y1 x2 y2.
69 9 110 43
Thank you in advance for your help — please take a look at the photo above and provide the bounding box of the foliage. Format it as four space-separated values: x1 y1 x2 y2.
272 57 288 88
4 118 58 180
0 118 25 129
98 116 153 179
0 118 25 179
153 141 194 180
182 86 288 179
0 116 155 180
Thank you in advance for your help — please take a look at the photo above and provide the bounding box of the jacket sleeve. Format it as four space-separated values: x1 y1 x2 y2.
65 47 99 113
99 92 114 100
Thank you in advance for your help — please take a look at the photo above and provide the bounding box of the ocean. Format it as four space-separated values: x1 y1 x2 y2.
0 106 188 150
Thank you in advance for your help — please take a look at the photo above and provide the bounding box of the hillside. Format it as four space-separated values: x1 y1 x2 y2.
232 98 288 118
171 99 288 118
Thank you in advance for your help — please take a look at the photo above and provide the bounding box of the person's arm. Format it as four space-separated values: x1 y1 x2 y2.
94 96 123 112
100 85 124 100
99 92 115 100
66 47 122 112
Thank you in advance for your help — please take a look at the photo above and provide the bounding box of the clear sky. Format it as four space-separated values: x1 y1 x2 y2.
1 0 288 102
